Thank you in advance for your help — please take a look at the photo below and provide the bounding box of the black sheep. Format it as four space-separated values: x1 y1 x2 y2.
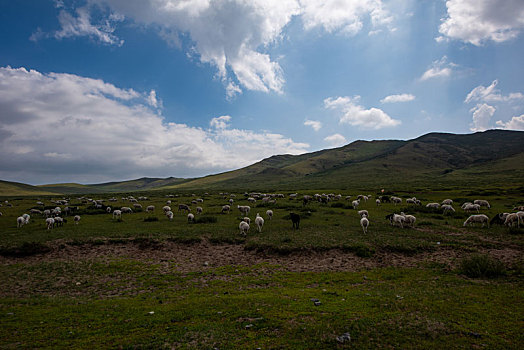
290 212 300 229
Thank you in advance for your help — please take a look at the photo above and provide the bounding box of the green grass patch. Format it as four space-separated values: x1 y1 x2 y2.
459 254 507 278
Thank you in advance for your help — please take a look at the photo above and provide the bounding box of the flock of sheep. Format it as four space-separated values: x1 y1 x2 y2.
4 192 524 234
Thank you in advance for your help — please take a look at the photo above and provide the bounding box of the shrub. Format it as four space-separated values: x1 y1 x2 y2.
194 216 218 224
459 254 506 278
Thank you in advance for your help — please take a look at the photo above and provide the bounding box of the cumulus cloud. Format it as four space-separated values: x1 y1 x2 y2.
304 119 322 131
420 56 456 81
0 66 309 184
439 0 524 45
324 133 347 147
42 0 395 97
469 103 496 132
299 0 393 35
324 96 401 129
465 80 524 103
496 115 524 130
380 93 415 103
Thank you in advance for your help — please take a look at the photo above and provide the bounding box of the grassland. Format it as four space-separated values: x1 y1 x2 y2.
0 188 523 348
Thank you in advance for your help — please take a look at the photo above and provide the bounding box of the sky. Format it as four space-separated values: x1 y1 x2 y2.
1 0 524 185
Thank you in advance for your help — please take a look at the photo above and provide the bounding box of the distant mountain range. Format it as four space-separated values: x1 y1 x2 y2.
1 129 523 195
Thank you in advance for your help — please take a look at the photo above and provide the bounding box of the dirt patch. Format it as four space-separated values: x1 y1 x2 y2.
2 239 521 273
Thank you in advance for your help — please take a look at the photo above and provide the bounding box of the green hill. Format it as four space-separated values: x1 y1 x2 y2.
0 180 60 196
2 130 523 195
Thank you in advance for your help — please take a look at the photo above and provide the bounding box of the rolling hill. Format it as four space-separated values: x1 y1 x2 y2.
1 129 523 195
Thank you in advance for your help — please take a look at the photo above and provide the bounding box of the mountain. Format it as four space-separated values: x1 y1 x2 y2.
1 130 523 195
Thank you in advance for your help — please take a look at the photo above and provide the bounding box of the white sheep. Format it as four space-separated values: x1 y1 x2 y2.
237 205 250 216
375 199 381 206
441 199 453 205
196 206 203 215
400 212 416 228
426 203 440 209
463 214 489 227
113 210 122 219
146 205 155 212
46 217 55 230
442 204 455 214
360 216 369 234
352 200 360 210
255 213 264 233
106 206 112 213
221 205 231 214
518 211 524 227
358 210 369 218
391 196 402 205
54 217 64 227
166 211 174 221
74 215 81 224
243 217 251 225
239 221 250 235
463 204 480 213
503 213 519 227
474 199 491 209
266 209 273 220
187 213 195 223
121 207 133 213
461 202 473 209
163 205 171 213
387 213 405 228
16 216 25 228
22 213 30 224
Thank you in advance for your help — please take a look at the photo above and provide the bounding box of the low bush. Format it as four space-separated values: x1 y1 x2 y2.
459 254 506 278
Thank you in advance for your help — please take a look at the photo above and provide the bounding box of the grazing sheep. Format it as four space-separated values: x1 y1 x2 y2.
237 205 250 216
503 213 519 227
178 204 191 213
239 221 250 235
46 217 55 230
406 198 416 205
121 207 133 213
290 212 300 229
17 216 25 228
426 203 440 209
375 199 381 206
352 200 360 210
463 214 489 227
163 205 172 213
43 209 51 218
386 213 405 228
518 211 524 227
74 215 81 224
242 217 250 225
391 196 402 205
146 205 155 213
400 212 416 228
196 206 203 215
30 209 42 215
187 213 195 223
474 199 491 209
461 202 473 209
113 210 122 219
54 217 64 227
106 207 112 213
441 199 453 205
221 205 231 214
358 210 369 218
442 204 455 214
229 198 234 205
255 213 265 233
166 211 174 221
513 206 524 211
22 213 30 224
360 216 369 234
266 209 273 220
133 203 142 210
463 204 480 213
166 200 172 205
490 213 510 226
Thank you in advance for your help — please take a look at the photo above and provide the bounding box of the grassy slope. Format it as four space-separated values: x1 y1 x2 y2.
0 180 59 196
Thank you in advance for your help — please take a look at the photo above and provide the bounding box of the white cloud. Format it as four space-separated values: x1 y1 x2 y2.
0 66 309 184
147 89 161 108
324 96 401 129
465 80 524 103
54 6 124 46
496 115 524 130
324 133 347 147
380 93 415 103
43 0 396 97
299 0 393 35
420 56 455 81
439 0 524 46
210 115 231 130
304 119 322 131
469 103 496 132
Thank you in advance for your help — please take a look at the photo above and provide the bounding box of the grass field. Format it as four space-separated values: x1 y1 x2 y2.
1 188 523 348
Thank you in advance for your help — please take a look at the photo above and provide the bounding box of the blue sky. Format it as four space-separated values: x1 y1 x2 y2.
1 0 523 184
